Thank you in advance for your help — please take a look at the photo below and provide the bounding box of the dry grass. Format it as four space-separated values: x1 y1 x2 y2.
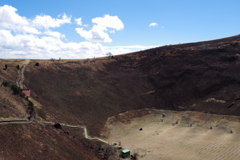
103 109 240 160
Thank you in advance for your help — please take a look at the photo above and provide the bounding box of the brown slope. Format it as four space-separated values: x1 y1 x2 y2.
0 60 30 119
0 123 110 160
0 60 118 160
23 35 240 138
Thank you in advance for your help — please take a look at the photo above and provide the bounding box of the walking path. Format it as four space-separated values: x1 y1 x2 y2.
0 119 109 144
17 59 30 88
10 59 109 144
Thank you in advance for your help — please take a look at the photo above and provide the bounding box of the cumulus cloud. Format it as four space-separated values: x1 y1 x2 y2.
32 14 71 29
75 17 88 27
92 15 124 31
149 22 158 27
75 15 124 43
0 28 108 59
43 30 66 39
76 25 112 43
75 17 82 26
0 5 107 59
0 5 129 59
0 5 40 34
110 30 115 33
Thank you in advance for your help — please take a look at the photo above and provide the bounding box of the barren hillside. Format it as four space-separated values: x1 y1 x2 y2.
1 34 240 159
23 35 240 136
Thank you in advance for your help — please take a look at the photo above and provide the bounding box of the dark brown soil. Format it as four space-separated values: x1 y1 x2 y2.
1 34 240 160
23 35 240 137
0 123 116 160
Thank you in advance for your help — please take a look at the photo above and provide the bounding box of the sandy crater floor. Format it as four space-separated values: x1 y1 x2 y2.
102 109 240 160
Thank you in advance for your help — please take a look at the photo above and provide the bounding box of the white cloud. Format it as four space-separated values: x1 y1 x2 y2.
0 5 136 59
75 17 82 26
0 5 40 34
0 5 108 59
76 25 112 43
110 30 115 33
92 15 124 31
43 30 66 39
32 14 71 29
149 22 158 27
75 15 124 43
0 5 28 26
0 29 107 59
75 17 88 27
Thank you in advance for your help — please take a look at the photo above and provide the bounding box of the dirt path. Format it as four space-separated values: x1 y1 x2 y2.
103 109 240 160
17 59 30 89
5 59 108 144
0 119 108 144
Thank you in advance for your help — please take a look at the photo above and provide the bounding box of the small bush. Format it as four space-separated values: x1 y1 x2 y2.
35 62 39 66
11 85 22 95
16 65 20 70
54 123 62 129
19 92 25 98
2 81 9 87
28 100 34 107
27 105 35 115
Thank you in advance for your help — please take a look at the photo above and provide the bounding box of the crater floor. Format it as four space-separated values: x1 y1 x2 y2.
102 109 240 160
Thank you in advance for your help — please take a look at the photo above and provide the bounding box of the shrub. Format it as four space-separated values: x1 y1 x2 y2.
19 92 25 98
54 123 62 129
27 105 35 115
11 85 22 95
35 62 39 66
28 100 34 107
16 65 20 70
2 81 9 87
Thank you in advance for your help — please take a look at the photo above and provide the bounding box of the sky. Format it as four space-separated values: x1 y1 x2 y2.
0 0 239 59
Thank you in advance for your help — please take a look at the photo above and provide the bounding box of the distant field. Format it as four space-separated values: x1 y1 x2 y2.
103 109 240 160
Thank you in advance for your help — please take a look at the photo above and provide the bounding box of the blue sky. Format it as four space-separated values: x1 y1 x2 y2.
0 0 239 59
